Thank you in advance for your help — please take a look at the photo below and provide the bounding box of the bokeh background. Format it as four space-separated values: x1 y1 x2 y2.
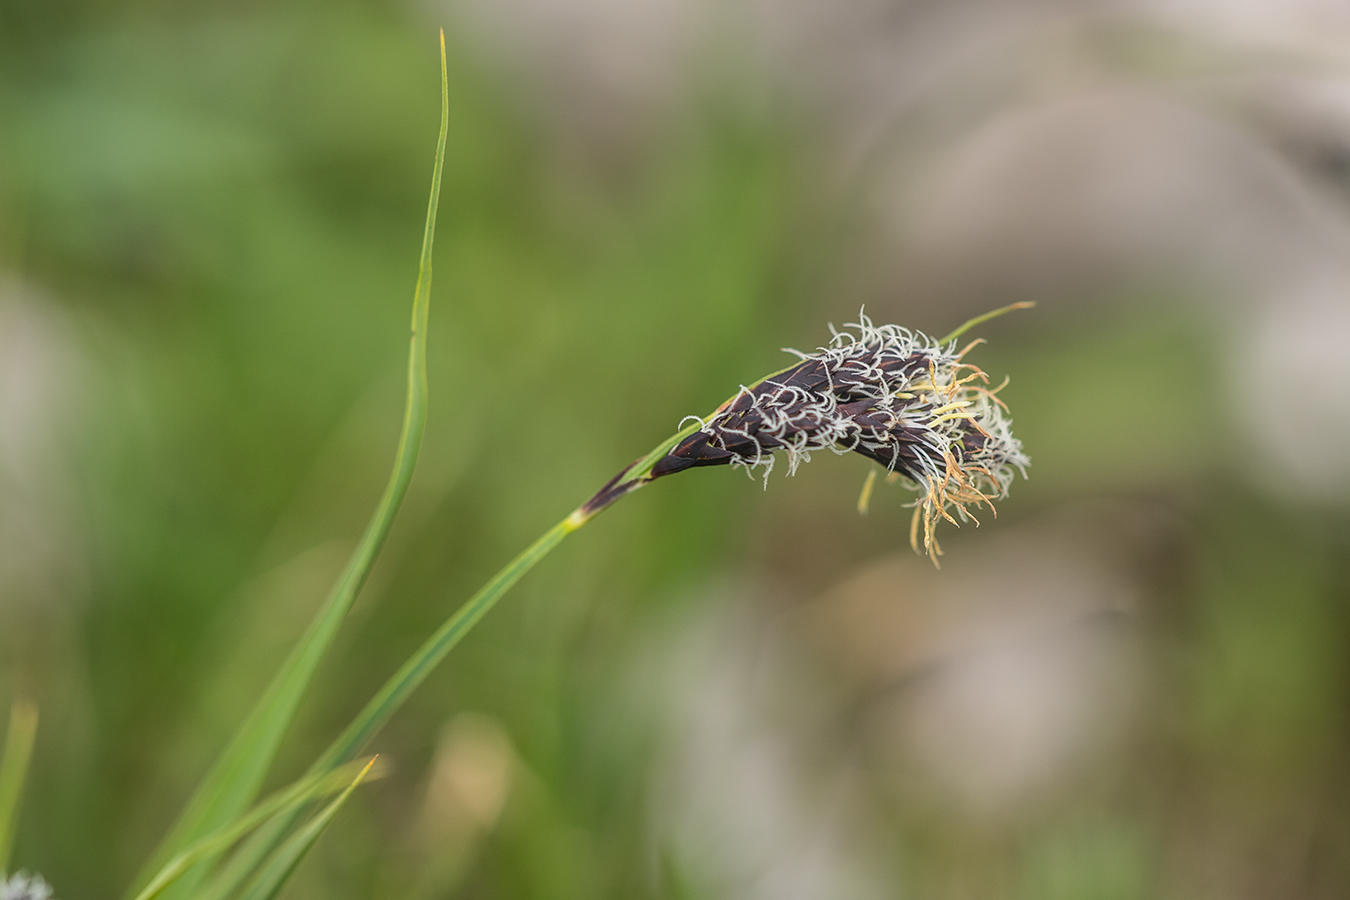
3 1 1350 898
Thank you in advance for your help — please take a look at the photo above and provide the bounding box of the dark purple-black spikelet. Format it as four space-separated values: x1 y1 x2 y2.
577 314 1027 559
655 315 1027 558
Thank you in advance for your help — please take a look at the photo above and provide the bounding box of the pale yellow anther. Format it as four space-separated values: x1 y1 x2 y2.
857 468 878 516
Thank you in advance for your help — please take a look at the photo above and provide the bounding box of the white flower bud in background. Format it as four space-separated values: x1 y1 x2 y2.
0 872 56 900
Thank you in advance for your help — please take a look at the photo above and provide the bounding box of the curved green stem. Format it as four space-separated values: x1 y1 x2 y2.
201 443 666 898
937 301 1035 344
130 31 450 899
318 514 581 766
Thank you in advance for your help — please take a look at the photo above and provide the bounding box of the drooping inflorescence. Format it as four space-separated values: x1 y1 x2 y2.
647 313 1029 560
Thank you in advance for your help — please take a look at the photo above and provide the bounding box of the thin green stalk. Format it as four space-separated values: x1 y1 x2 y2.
938 301 1034 344
129 32 451 899
203 381 761 899
131 759 377 900
315 514 581 767
0 699 38 874
196 514 585 900
232 759 376 900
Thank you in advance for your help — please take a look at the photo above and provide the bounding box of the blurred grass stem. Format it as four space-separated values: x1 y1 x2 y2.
130 758 380 900
203 417 712 896
230 758 376 900
0 699 38 874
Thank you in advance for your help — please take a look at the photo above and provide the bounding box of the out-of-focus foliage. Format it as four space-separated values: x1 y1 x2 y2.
1 2 1348 899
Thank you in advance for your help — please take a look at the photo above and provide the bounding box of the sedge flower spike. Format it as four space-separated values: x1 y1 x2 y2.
617 312 1029 561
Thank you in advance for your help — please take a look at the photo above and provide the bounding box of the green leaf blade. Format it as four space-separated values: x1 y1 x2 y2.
196 513 577 900
129 33 451 899
230 759 376 900
130 759 378 900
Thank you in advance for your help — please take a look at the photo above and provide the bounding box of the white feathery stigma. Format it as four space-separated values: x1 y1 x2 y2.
660 312 1029 561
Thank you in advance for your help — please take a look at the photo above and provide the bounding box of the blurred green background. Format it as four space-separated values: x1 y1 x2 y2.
2 2 1349 898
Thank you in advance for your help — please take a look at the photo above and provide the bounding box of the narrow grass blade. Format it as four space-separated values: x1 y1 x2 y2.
198 515 579 900
319 516 578 766
130 32 451 898
130 758 379 900
0 699 38 874
194 336 806 890
230 759 376 900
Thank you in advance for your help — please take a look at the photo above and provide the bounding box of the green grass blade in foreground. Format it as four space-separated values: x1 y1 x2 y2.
199 416 718 898
198 515 581 900
0 699 38 874
130 759 378 900
130 33 451 897
210 344 814 882
231 760 376 900
317 515 578 767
